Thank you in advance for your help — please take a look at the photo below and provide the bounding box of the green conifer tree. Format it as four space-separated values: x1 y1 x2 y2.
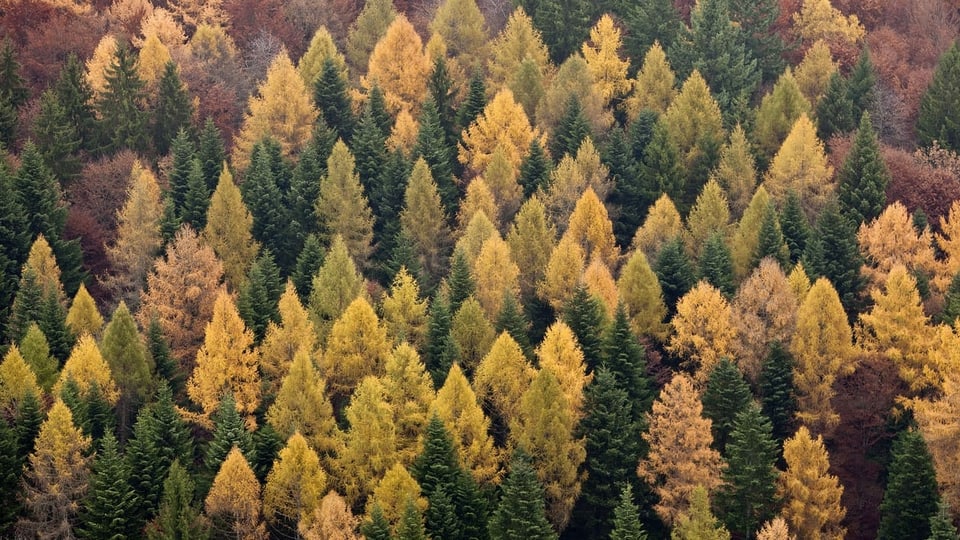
562 285 606 371
918 42 960 151
33 89 82 182
523 0 592 64
802 199 865 315
414 97 457 216
816 71 854 142
928 501 960 540
602 304 654 422
639 122 685 211
622 0 682 73
550 96 592 161
197 118 226 192
0 417 20 536
779 191 809 264
237 251 282 343
729 0 784 83
496 292 533 359
699 232 736 298
313 57 355 141
488 451 558 540
153 61 194 156
655 237 696 314
701 358 752 453
838 112 889 226
98 43 150 154
520 140 552 199
202 393 253 496
291 234 325 301
847 49 877 125
753 204 789 268
610 484 648 540
180 159 210 230
243 140 298 272
168 129 196 213
425 294 457 385
758 342 796 445
878 430 940 540
146 459 209 540
78 433 142 540
53 53 98 153
457 71 487 136
361 504 392 540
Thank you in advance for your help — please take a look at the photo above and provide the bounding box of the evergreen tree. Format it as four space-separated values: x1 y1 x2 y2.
496 292 534 359
180 159 210 230
602 304 654 420
15 390 42 458
202 393 253 496
447 249 475 315
237 251 283 343
7 269 43 345
847 49 877 125
33 89 82 182
622 0 682 73
0 161 29 337
53 53 98 153
424 294 456 385
838 112 889 226
78 433 142 540
488 451 558 540
918 42 960 151
197 118 226 192
655 237 696 314
98 43 150 154
146 460 209 540
610 484 648 540
0 39 27 146
39 288 74 362
519 140 552 199
878 430 940 540
414 97 458 215
758 342 796 445
701 358 752 453
717 402 779 539
699 232 736 298
941 271 960 325
803 199 865 315
395 497 429 540
251 424 283 484
457 71 487 136
153 61 194 156
243 139 298 273
361 505 392 540
313 57 355 141
928 501 960 540
779 191 809 264
351 101 389 216
729 0 784 83
168 129 196 213
290 121 336 244
525 0 592 64
291 234 325 301
550 96 591 161
0 417 20 536
753 204 789 268
816 71 854 141
639 122 685 209
562 285 606 371
148 319 181 395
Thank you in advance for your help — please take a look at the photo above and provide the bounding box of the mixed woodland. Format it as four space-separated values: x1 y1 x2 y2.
3 0 960 538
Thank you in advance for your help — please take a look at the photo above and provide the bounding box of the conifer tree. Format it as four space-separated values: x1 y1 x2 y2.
292 235 324 301
205 447 266 539
878 430 940 540
242 139 297 273
263 432 327 535
65 283 103 339
561 285 606 372
316 140 375 267
400 158 452 287
551 96 592 161
450 296 496 375
395 497 429 540
0 416 20 536
488 451 558 540
622 1 682 73
202 393 254 492
432 363 500 486
711 125 756 220
717 403 779 538
337 376 399 507
78 433 141 540
779 426 846 540
763 114 834 220
0 345 41 416
837 112 889 227
322 297 392 407
701 358 752 453
918 42 960 152
203 167 259 291
759 342 797 445
699 232 736 298
802 200 865 315
314 57 355 142
361 504 392 540
54 53 98 153
153 61 194 155
669 282 738 381
655 237 696 313
459 88 536 178
98 43 150 154
100 301 152 437
0 40 25 145
780 190 810 264
753 204 789 268
610 484 648 540
519 140 552 199
670 486 731 540
18 323 57 391
363 14 431 116
729 0 784 83
55 334 119 406
145 459 209 540
928 501 960 540
816 71 854 141
266 348 339 462
307 235 364 340
753 69 811 161
33 89 82 182
847 48 876 124
236 252 282 345
458 70 487 136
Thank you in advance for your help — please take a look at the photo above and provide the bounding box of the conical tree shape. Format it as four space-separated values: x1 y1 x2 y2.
19 323 57 391
236 252 283 345
400 158 452 287
345 0 397 73
655 237 696 314
308 234 364 341
367 460 425 528
918 42 960 152
205 447 267 539
475 332 536 431
321 296 391 406
0 345 41 415
610 484 648 540
802 199 864 314
488 451 557 540
266 348 340 460
617 249 668 339
65 284 102 338
670 485 731 540
699 232 736 298
928 501 960 540
701 358 752 453
146 460 209 540
838 112 889 227
459 88 537 178
337 376 398 507
472 235 521 320
380 343 435 465
432 363 500 486
762 114 834 221
78 433 141 539
668 282 738 382
753 69 811 161
55 334 120 405
97 43 149 153
100 301 152 436
877 430 939 540
731 258 798 384
582 14 633 111
536 321 590 417
316 140 375 268
363 14 431 115
626 42 676 118
662 70 724 176
203 167 259 290
487 6 553 92
778 426 846 540
263 432 327 533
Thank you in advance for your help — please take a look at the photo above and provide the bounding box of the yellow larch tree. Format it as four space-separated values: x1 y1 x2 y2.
729 186 772 279
400 159 452 283
381 267 428 349
788 263 812 302
203 166 260 291
87 34 119 100
510 368 586 532
663 70 725 171
450 297 496 373
316 141 375 268
536 321 591 417
668 281 738 383
617 249 669 339
298 26 348 87
790 278 854 436
55 334 120 405
487 7 553 94
104 161 163 307
910 373 960 513
428 0 488 76
308 235 365 341
507 196 557 299
186 290 261 425
136 7 187 51
66 283 103 338
432 363 501 485
582 257 618 317
474 332 536 429
168 0 227 31
794 40 837 107
625 41 677 119
336 376 399 507
638 373 724 527
266 348 341 461
482 146 524 224
232 51 318 171
380 343 435 466
858 265 936 393
458 179 500 232
138 33 172 92
793 0 865 46
345 0 397 74
537 234 586 312
753 69 812 161
684 179 732 260
936 199 960 290
540 144 601 229
537 54 611 138
188 23 238 64
321 296 392 405
857 201 937 291
757 517 795 540
631 194 684 264
23 234 64 303
205 447 267 540
472 234 521 319
561 187 619 269
263 432 327 530
582 14 632 111
0 345 42 414
762 114 834 221
710 125 757 220
778 426 846 540
455 212 498 267
366 463 427 531
299 491 360 540
260 282 318 399
671 485 731 540
363 14 431 116
386 110 419 155
731 258 799 384
459 88 537 178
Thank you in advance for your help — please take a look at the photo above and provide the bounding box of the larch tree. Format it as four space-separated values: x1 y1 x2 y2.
662 70 724 173
139 225 224 371
762 114 834 221
19 234 64 306
537 56 608 143
345 0 397 74
507 196 557 299
65 284 102 338
730 185 772 279
670 485 731 540
482 145 525 223
203 166 259 291
792 0 865 46
307 235 365 341
186 290 261 426
778 426 846 540
299 490 360 540
337 376 399 508
793 40 836 107
459 88 537 179
205 446 267 540
363 14 431 116
55 334 120 405
625 41 677 118
104 161 164 308
582 257 618 318
487 7 553 96
561 187 619 269
472 235 521 320
232 51 318 171
450 296 496 373
366 463 427 532
857 201 937 292
910 372 960 513
712 125 757 220
316 140 375 268
263 432 327 534
432 363 501 486
582 15 632 113
381 268 429 348
18 323 58 393
428 0 488 76
458 178 500 232
537 235 586 312
17 400 91 540
0 345 41 415
638 373 724 527
631 194 683 263
668 281 738 383
100 301 153 436
684 178 732 260
298 26 348 87
753 69 812 162
617 249 669 339
321 296 392 407
260 282 318 400
138 33 173 91
474 332 536 431
380 343 435 466
536 321 591 417
731 258 799 384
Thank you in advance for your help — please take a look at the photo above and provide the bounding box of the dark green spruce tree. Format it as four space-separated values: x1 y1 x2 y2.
940 271 960 325
758 342 797 446
609 484 648 540
816 71 854 141
918 42 960 152
201 393 253 497
779 190 809 264
602 304 654 422
153 61 194 156
425 293 457 385
415 96 459 216
0 159 29 338
180 158 209 230
655 237 696 314
878 430 940 540
729 0 784 83
313 57 355 141
488 451 557 540
396 497 429 540
621 0 682 73
519 139 552 199
237 251 282 343
53 53 98 153
639 122 685 210
0 417 20 536
145 459 210 540
701 357 752 453
243 139 298 273
562 285 606 371
803 198 865 315
753 203 789 268
838 112 889 227
197 118 226 192
0 39 28 147
550 95 591 161
496 291 533 359
699 231 736 298
97 43 150 154
523 0 593 65
447 249 476 314
33 89 82 182
291 234 325 301
457 71 487 137
846 48 877 126
362 505 392 540
79 432 142 540
428 56 458 148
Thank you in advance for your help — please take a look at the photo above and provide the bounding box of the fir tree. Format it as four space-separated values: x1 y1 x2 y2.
622 0 682 73
447 249 475 314
313 57 355 141
699 232 736 298
758 342 796 445
15 391 42 458
146 460 209 540
396 497 429 540
655 237 696 314
197 118 226 192
816 71 854 141
428 56 457 147
729 0 784 83
78 433 142 540
457 71 487 136
753 204 789 268
290 121 336 243
168 129 196 213
602 304 654 420
940 271 960 325
351 101 389 218
838 112 889 226
519 140 552 199
202 394 253 496
0 161 29 338
414 97 457 215
362 505 392 540
0 417 20 535
180 159 210 230
153 61 194 156
424 294 456 386
717 402 779 539
701 357 752 453
639 122 685 211
33 89 82 182
918 42 960 152
488 451 558 540
148 320 182 396
39 289 74 363
878 430 940 540
847 49 877 125
237 251 283 343
496 292 533 359
6 269 43 345
550 96 591 161
0 39 27 146
779 191 809 264
610 484 648 540
525 0 592 65
98 43 150 154
251 423 283 484
243 139 297 273
53 53 98 153
562 285 606 371
81 382 115 443
928 501 960 540
292 234 325 301
803 199 865 315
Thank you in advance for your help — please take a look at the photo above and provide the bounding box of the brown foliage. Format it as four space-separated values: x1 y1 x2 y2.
882 145 960 233
70 151 141 247
224 0 304 60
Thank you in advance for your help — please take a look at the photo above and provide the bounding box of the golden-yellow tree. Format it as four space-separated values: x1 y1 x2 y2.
482 146 524 224
459 179 499 232
684 179 732 260
260 282 318 399
663 70 724 170
794 40 837 106
336 376 399 507
363 14 431 116
459 88 537 178
474 332 536 429
428 0 488 75
66 284 103 338
138 33 172 91
232 51 318 171
536 55 610 137
729 186 772 279
582 14 632 112
793 0 865 47
507 196 556 299
790 278 854 435
263 432 327 529
711 125 757 220
203 166 260 291
455 212 498 266
561 187 619 269
857 201 937 291
365 462 427 531
0 345 41 415
432 363 501 485
316 141 375 268
625 41 676 118
472 234 521 319
400 158 451 284
299 491 360 540
631 194 683 263
298 26 347 86
308 235 365 341
380 343 435 465
536 321 591 417
54 334 120 405
668 282 738 383
266 348 341 461
753 69 812 161
22 234 64 303
582 257 618 317
487 7 553 95
762 114 834 220
205 446 267 540
778 426 847 540
87 35 119 100
910 372 960 513
638 373 724 527
321 296 392 405
186 290 261 425
450 296 496 373
618 249 669 338
381 268 428 348
537 235 586 312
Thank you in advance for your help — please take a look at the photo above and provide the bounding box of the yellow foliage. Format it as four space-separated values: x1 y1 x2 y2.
450 297 496 373
763 116 834 221
261 282 318 399
535 321 591 416
541 139 613 228
910 374 960 512
730 186 773 279
168 0 228 31
458 179 500 231
626 41 676 119
429 0 488 75
186 290 261 424
0 345 42 414
788 262 812 302
936 199 960 290
363 15 431 116
55 334 120 405
203 166 260 290
188 23 238 63
483 146 524 223
857 201 937 291
582 15 632 110
322 297 391 403
337 376 399 507
536 54 611 137
299 491 360 540
316 141 375 268
638 373 724 526
401 159 451 281
138 33 172 91
474 332 536 427
472 235 521 319
308 235 365 342
684 179 732 260
663 70 724 170
582 257 618 318
206 447 267 540
668 281 738 383
731 259 798 383
754 69 812 161
778 426 847 540
264 432 327 526
298 26 348 86
617 249 669 339
793 40 837 107
506 196 557 298
710 125 757 220
366 463 427 530
232 51 318 171
380 343 435 465
432 363 501 485
66 283 103 338
381 268 428 348
793 0 865 45
386 110 419 155
537 235 586 312
561 187 619 269
136 8 187 51
24 234 64 303
756 517 796 540
454 211 498 267
487 7 553 92
631 194 684 264
266 348 341 460
87 34 119 100
459 88 537 178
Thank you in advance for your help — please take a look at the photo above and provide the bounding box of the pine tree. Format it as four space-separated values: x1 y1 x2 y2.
803 200 865 315
153 61 194 155
97 43 150 154
816 71 854 141
314 57 355 142
699 232 736 298
610 484 648 540
519 140 552 199
759 342 797 445
78 433 141 539
414 97 457 214
918 42 960 151
878 430 940 540
54 53 98 153
655 237 696 313
488 451 558 540
838 112 889 226
717 402 779 538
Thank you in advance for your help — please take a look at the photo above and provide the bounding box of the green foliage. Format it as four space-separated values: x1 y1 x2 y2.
168 129 196 214
447 249 476 315
779 191 809 264
457 71 487 137
15 390 43 458
428 56 458 149
802 199 865 315
847 49 877 126
237 251 282 343
520 141 552 200
655 237 696 314
292 234 325 302
522 0 592 64
717 402 779 538
97 43 150 154
153 61 194 156
148 319 182 396
550 96 591 161
622 0 682 72
699 232 736 298
496 292 533 359
0 162 29 338
928 501 960 540
878 430 940 540
817 71 854 142
701 357 752 453
488 451 558 540
362 504 392 540
181 159 210 230
838 112 889 226
146 460 210 540
610 484 648 540
941 271 960 325
415 97 458 216
0 39 27 146
53 54 98 153
197 119 226 192
562 285 606 371
33 89 82 182
203 393 253 495
758 342 797 445
0 417 21 535
314 57 355 141
79 433 142 540
396 497 429 540
753 204 789 268
729 0 784 83
602 304 654 421
425 294 457 385
251 423 283 484
918 42 960 151
639 122 685 211
101 302 152 437
243 139 298 273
